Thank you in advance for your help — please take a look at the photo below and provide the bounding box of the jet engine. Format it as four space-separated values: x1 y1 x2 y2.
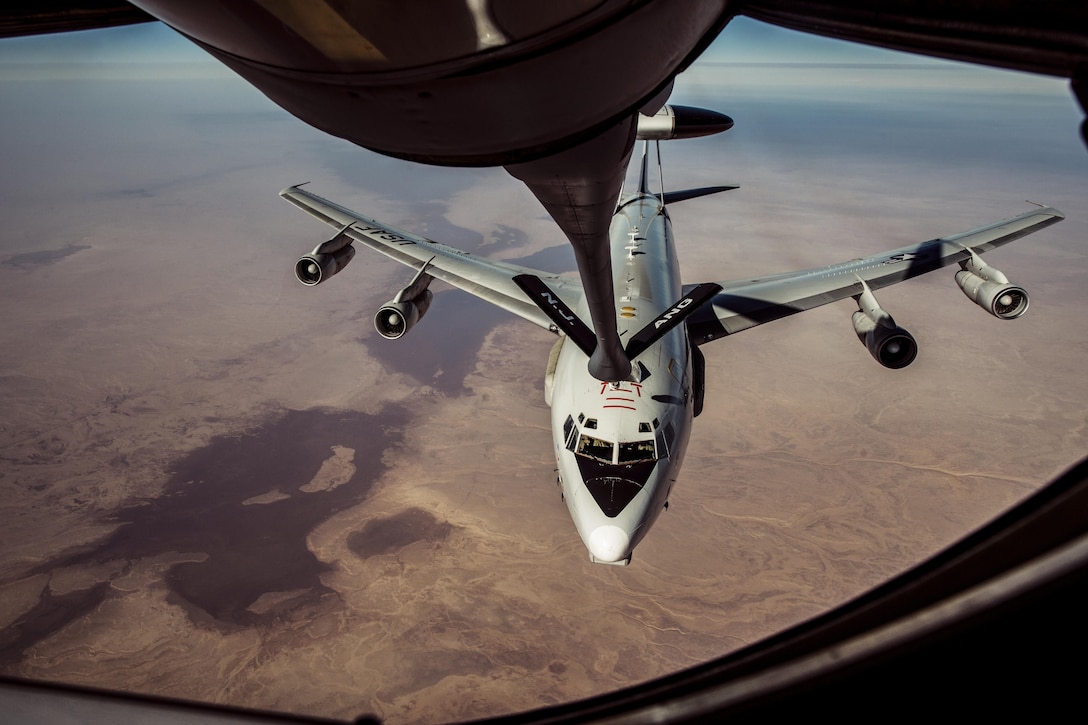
955 249 1029 319
295 232 354 286
374 267 435 340
851 281 918 369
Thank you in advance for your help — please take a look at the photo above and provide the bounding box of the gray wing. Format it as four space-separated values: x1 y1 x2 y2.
686 205 1064 344
280 185 581 332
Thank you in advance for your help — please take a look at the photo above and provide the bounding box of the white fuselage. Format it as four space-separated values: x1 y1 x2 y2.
548 193 694 564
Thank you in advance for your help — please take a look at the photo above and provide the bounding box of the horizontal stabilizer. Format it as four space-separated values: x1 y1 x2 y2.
662 185 739 205
625 282 722 359
514 274 597 357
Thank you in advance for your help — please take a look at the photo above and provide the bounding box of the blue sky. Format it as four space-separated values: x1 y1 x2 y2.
0 21 201 65
703 16 942 64
0 15 1073 133
0 15 897 65
0 15 1039 72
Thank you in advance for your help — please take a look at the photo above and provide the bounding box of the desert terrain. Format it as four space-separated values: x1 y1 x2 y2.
1 22 1087 723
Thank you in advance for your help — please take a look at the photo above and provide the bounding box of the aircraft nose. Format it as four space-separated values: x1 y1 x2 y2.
588 525 630 563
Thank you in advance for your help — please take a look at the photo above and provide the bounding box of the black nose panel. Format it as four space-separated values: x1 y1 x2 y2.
576 458 656 517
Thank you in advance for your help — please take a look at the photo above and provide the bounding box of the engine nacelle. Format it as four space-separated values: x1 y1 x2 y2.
852 312 918 369
373 267 435 340
955 271 1029 319
852 281 918 369
954 251 1028 319
374 290 433 339
295 233 355 285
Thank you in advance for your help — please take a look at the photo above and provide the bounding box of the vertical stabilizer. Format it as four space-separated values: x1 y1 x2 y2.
638 140 651 195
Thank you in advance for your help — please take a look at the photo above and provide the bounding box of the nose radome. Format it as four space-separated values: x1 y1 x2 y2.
588 525 630 563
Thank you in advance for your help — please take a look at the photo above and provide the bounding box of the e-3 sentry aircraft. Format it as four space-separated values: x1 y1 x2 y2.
281 105 1063 566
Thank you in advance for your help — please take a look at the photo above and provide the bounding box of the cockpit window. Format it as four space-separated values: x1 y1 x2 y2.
576 434 614 463
618 440 656 463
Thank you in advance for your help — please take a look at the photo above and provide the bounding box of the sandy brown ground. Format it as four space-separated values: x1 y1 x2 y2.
1 56 1086 723
3 291 1084 721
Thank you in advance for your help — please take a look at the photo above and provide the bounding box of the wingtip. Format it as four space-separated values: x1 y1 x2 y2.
279 182 310 197
1026 200 1064 219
